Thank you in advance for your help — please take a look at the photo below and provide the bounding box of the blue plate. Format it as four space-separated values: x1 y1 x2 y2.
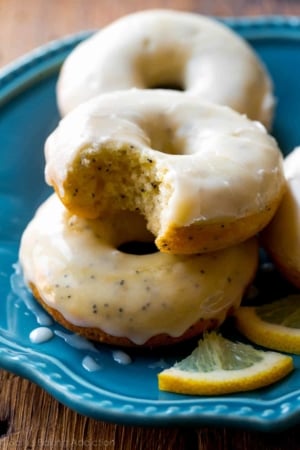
1 17 300 432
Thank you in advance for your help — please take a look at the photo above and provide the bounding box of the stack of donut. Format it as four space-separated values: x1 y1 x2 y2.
19 10 286 347
261 147 300 289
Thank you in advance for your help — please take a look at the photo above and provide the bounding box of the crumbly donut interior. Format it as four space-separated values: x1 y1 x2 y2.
68 143 172 235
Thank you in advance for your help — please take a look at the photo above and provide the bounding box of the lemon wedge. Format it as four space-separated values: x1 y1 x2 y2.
158 332 293 395
234 295 300 354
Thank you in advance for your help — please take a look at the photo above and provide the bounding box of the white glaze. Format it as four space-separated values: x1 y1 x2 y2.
112 350 132 365
54 329 98 351
29 327 54 344
57 10 274 128
19 194 258 345
45 90 284 235
148 359 169 370
82 355 101 372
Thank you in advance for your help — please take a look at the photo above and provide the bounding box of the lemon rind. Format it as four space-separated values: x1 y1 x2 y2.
158 351 293 395
235 307 300 354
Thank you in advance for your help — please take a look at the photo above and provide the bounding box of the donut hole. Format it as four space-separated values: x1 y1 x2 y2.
118 240 158 255
148 82 184 91
143 118 187 156
135 46 187 92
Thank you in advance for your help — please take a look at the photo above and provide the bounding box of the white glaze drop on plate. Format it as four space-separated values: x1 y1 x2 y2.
54 329 99 352
112 350 132 365
82 355 101 372
29 327 54 344
148 359 169 370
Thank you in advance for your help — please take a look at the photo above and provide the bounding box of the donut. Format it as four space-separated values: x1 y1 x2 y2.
19 194 259 347
57 10 274 128
45 89 285 255
261 147 300 288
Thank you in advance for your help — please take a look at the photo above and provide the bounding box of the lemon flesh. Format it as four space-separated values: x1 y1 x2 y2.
235 295 300 354
158 332 293 395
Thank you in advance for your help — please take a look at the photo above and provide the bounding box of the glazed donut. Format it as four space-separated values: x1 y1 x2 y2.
57 10 274 128
261 147 300 288
19 194 259 347
45 89 285 255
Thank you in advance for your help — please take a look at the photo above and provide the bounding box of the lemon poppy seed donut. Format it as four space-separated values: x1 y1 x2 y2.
57 10 274 128
45 89 285 255
19 194 259 347
261 147 300 288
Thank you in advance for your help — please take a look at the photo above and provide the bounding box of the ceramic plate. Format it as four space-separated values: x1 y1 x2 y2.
1 17 300 432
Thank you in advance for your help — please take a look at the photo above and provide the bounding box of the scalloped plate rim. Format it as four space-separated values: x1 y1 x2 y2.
1 16 300 431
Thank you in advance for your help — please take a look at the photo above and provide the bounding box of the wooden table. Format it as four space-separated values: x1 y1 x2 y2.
1 1 300 448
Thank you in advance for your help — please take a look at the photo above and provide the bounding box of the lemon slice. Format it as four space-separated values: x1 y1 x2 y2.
234 294 300 354
158 332 293 395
